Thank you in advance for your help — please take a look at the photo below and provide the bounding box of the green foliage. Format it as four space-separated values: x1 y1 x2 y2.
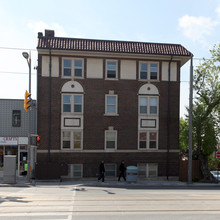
180 44 220 179
179 117 189 153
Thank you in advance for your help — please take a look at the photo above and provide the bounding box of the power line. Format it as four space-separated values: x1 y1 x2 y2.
0 47 37 51
0 71 36 75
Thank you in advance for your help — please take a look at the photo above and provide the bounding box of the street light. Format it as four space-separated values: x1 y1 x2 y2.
22 51 31 182
22 52 31 94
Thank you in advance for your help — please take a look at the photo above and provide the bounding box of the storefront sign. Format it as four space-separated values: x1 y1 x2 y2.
0 137 18 145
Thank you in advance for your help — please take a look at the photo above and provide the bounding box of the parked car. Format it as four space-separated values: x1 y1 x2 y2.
210 171 220 181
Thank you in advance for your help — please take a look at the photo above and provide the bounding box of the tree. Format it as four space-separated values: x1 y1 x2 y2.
179 117 189 156
191 44 220 180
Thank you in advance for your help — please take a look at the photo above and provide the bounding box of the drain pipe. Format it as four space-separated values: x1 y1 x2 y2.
48 47 52 163
166 55 173 180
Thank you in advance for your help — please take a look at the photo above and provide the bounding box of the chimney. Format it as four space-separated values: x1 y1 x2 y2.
45 29 55 37
38 32 43 38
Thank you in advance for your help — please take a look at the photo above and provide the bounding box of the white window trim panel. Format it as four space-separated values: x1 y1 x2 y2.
62 94 84 115
105 130 117 150
62 57 84 79
138 131 158 150
138 163 158 178
61 130 83 150
138 96 159 116
105 164 117 177
104 94 119 116
105 60 118 80
139 61 159 81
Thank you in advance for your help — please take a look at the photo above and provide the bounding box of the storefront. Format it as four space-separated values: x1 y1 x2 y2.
0 137 28 176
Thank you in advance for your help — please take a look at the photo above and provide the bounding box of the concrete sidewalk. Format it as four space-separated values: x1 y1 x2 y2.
0 176 220 188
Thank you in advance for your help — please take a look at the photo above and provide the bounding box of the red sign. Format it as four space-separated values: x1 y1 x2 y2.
216 152 220 158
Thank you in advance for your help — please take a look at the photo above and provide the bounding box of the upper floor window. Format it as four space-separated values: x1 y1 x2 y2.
62 94 83 114
62 131 82 149
105 95 118 115
63 58 83 78
12 110 21 127
138 131 158 149
139 62 159 80
139 96 158 115
106 60 118 79
105 130 117 150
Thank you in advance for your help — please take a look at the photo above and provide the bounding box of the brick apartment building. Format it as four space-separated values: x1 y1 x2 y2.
36 30 192 179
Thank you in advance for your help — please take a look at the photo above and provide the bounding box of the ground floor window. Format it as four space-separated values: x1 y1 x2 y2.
105 164 116 177
66 164 83 178
137 163 158 178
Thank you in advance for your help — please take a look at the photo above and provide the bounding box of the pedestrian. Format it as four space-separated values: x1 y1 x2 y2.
98 160 105 182
118 160 126 181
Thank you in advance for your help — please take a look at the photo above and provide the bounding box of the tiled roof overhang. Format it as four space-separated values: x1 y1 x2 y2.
37 37 192 57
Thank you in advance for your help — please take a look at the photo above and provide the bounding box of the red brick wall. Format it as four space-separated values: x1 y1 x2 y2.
37 54 180 177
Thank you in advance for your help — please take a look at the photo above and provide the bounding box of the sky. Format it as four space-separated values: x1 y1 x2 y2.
0 0 220 117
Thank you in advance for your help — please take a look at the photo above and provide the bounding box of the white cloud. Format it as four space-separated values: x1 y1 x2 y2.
178 14 219 45
28 21 68 37
216 5 220 16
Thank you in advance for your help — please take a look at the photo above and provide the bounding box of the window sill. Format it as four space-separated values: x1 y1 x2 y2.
104 113 119 116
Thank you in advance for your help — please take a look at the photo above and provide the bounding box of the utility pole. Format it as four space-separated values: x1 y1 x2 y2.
188 55 193 184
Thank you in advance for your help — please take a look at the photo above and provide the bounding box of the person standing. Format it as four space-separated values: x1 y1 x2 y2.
118 160 126 181
98 160 105 182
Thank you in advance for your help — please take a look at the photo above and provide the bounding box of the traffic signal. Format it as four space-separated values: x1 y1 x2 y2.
24 90 31 111
36 136 40 146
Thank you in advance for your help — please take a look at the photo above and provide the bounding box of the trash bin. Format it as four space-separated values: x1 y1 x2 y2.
126 166 138 182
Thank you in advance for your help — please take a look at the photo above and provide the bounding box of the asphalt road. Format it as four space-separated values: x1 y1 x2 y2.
0 184 220 220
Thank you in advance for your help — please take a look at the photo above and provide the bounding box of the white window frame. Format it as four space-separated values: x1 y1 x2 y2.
61 130 83 150
62 58 84 78
138 131 158 150
66 164 83 178
105 94 118 115
106 60 118 80
137 163 158 178
62 94 83 114
138 96 158 116
139 62 159 81
105 130 117 150
105 164 117 177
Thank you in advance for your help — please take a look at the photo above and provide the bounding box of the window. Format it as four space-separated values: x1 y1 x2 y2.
105 95 117 115
63 58 83 78
150 63 158 80
138 131 158 149
150 97 157 114
74 60 83 77
137 163 158 178
62 131 82 149
106 60 117 79
149 132 157 149
139 97 147 114
63 95 71 112
63 131 71 148
105 130 117 150
148 163 158 177
74 95 82 113
140 63 148 80
139 132 147 149
139 96 158 115
139 62 158 80
12 110 21 127
62 94 83 114
64 59 72 76
105 164 116 177
66 164 83 178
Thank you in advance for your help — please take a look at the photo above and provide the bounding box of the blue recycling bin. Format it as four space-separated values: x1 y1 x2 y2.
126 166 138 182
